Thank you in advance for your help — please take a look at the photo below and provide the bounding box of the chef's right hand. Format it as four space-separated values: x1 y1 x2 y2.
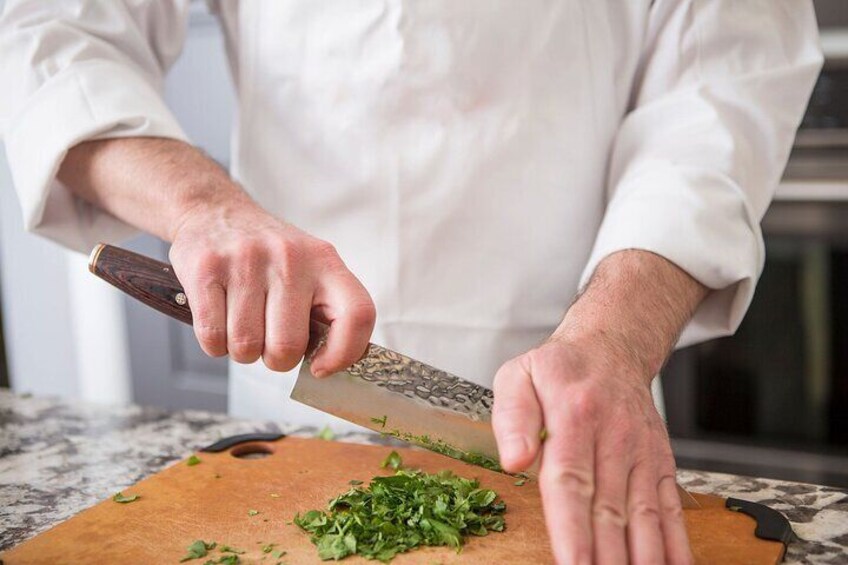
168 195 376 376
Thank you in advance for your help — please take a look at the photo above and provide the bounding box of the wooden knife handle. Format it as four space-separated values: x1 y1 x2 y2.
89 243 193 325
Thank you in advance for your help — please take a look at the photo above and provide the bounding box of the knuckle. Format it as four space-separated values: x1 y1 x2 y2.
593 500 628 528
195 250 227 276
347 299 376 328
228 335 264 361
275 237 306 267
195 325 227 355
313 239 338 260
541 466 595 499
630 500 662 523
263 338 306 371
569 388 600 422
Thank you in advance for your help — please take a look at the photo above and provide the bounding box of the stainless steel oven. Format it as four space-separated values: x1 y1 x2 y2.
662 0 848 488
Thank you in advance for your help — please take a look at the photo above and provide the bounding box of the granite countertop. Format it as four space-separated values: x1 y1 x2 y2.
1 390 846 563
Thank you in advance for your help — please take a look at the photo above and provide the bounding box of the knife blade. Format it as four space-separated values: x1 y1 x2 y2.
87 243 699 509
291 322 701 509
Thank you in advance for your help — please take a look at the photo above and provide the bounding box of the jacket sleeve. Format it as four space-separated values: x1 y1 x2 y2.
579 0 823 347
0 0 191 252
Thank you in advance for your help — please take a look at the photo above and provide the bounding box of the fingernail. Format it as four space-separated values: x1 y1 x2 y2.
311 366 328 378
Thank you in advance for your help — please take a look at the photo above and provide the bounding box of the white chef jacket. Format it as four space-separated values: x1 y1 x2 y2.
0 1 822 430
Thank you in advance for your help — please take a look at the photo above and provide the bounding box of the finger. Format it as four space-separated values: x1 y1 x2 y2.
592 429 633 565
263 279 311 372
173 252 228 357
627 455 665 565
492 356 543 471
309 272 375 376
538 400 597 565
658 462 693 564
226 276 267 364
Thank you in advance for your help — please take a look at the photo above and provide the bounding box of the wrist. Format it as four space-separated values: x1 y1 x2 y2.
169 178 259 242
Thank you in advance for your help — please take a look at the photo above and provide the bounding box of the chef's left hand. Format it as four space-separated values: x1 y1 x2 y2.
492 249 706 565
492 334 691 565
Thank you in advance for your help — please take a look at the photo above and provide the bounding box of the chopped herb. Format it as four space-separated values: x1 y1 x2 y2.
180 540 216 562
370 415 388 428
381 450 403 470
271 550 287 559
261 544 275 553
219 545 245 554
214 473 222 479
247 509 260 516
348 479 363 486
269 493 281 498
514 479 526 487
294 468 506 562
729 505 742 512
539 428 548 442
205 556 239 565
187 455 202 466
317 426 335 441
112 492 140 504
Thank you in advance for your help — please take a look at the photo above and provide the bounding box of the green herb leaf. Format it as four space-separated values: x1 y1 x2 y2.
180 540 216 562
219 545 245 554
348 479 363 486
186 455 202 466
317 426 335 441
381 450 403 470
294 466 506 561
112 492 140 504
247 509 260 516
370 415 388 428
271 550 287 559
514 479 526 487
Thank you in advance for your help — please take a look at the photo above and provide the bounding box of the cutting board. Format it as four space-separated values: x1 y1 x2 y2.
1 434 791 564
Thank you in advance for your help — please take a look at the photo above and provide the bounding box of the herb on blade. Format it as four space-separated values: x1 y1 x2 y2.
317 426 335 441
112 492 140 504
186 455 202 466
370 415 387 428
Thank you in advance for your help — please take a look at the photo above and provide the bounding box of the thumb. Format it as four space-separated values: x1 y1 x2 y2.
492 355 544 472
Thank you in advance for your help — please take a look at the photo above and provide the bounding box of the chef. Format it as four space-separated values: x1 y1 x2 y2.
0 1 821 563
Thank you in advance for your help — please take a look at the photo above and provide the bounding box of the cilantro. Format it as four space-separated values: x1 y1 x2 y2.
294 468 506 562
381 450 403 470
247 509 260 516
514 479 526 487
261 543 275 553
370 415 388 428
271 550 287 559
348 479 363 486
180 540 216 562
317 426 335 441
206 556 239 565
219 545 245 554
539 428 548 442
187 455 202 466
112 492 140 504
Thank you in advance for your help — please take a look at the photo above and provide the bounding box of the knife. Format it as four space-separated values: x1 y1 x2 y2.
88 243 700 509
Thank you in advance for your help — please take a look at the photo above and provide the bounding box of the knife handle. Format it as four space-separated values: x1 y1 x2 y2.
89 243 193 325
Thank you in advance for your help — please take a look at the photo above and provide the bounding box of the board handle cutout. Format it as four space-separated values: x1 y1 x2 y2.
202 432 286 453
726 497 795 546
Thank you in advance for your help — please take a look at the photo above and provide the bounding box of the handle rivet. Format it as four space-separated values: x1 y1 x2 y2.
175 292 187 306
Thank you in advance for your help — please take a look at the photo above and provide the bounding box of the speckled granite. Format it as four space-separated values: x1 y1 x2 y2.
1 390 846 563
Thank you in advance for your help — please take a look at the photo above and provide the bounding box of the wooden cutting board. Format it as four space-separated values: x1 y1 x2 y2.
1 434 790 564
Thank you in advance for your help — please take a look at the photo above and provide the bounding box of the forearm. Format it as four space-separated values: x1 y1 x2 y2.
556 249 709 381
57 137 256 242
